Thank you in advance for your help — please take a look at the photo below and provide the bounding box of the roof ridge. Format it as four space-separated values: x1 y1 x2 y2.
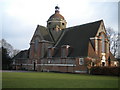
65 19 103 30
37 25 47 28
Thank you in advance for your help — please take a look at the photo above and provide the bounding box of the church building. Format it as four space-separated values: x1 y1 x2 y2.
13 6 119 73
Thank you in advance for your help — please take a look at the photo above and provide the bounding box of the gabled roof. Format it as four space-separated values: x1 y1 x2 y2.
31 25 54 43
13 49 29 59
53 20 102 57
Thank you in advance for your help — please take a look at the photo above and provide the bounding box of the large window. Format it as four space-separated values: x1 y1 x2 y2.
106 42 109 53
34 39 39 53
101 34 105 53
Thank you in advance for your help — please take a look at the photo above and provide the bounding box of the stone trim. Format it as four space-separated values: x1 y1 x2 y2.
37 64 76 66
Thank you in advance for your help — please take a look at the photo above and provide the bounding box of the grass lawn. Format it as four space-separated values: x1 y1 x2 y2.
2 72 118 88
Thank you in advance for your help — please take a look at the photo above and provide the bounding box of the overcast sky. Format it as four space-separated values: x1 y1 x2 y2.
1 0 119 50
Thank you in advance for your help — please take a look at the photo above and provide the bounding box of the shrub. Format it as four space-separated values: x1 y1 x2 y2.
90 66 120 76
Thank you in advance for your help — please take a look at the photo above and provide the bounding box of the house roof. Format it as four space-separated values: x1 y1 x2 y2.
13 49 29 59
31 25 54 43
53 20 102 57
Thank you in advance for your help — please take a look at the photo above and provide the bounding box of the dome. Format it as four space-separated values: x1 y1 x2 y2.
47 6 67 33
49 12 65 20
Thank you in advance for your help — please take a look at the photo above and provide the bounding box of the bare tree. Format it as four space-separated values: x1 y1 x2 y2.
0 39 20 58
106 27 119 58
11 49 20 57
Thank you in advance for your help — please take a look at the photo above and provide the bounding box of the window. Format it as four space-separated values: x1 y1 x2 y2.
62 23 64 25
108 59 111 66
102 62 105 66
48 59 51 64
101 53 106 66
95 37 98 52
40 42 46 58
79 58 84 65
106 42 109 53
47 47 55 58
61 45 70 58
48 22 51 25
101 34 105 53
34 39 39 53
91 62 95 66
48 48 52 58
61 48 66 58
114 62 117 66
61 59 66 64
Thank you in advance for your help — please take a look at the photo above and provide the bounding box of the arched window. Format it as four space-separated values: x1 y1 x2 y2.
34 39 39 53
48 22 51 25
101 34 105 53
62 23 64 25
102 62 105 66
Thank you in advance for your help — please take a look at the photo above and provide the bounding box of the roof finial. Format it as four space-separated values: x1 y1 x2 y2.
55 5 60 13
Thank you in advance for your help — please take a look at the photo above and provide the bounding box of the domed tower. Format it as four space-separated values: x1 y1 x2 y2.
47 6 67 41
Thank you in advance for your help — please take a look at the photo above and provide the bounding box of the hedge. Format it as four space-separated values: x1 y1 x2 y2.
90 66 120 76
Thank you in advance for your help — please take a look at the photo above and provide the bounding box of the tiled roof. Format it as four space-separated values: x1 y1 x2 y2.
13 49 29 59
53 20 102 57
31 25 54 43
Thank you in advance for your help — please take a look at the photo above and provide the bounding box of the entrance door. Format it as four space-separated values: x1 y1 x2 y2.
102 62 105 66
34 62 36 71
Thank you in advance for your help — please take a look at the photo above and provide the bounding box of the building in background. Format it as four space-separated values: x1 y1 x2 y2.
13 6 119 73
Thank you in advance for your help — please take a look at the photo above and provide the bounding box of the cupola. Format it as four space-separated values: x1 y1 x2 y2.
47 6 67 42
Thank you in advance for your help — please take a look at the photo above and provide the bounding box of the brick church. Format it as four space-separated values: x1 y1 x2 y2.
13 6 119 73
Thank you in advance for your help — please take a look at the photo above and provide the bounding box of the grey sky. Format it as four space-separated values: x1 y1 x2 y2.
1 0 119 50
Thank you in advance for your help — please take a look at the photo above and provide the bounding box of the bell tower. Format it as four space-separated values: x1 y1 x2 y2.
47 6 67 42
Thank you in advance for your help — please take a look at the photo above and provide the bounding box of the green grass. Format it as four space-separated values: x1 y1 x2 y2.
2 72 118 88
